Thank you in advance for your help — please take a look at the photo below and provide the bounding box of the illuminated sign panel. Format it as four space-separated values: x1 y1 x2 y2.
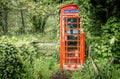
64 10 78 13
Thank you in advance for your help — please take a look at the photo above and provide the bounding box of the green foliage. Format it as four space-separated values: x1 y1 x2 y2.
31 14 48 33
0 41 59 79
32 58 59 79
0 0 120 79
18 44 59 79
72 62 120 79
17 44 38 79
101 17 120 68
0 33 57 47
0 42 23 79
93 16 120 68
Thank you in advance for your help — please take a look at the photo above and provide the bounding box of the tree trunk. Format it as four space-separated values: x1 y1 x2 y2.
20 10 25 33
41 15 49 33
0 10 3 31
3 7 8 33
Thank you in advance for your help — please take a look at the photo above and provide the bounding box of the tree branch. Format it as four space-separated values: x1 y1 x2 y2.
88 45 99 75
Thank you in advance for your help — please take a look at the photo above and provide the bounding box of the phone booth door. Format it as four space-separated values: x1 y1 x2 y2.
63 16 81 70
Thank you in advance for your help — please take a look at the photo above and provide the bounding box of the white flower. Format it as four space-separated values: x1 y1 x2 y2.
110 37 116 44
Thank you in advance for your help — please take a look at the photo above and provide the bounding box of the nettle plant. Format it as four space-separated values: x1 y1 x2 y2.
102 17 120 67
0 42 23 79
95 17 120 67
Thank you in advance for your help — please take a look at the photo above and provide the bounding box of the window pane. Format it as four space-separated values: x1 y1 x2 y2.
68 42 77 46
67 36 78 40
68 18 77 22
67 30 78 34
68 24 77 28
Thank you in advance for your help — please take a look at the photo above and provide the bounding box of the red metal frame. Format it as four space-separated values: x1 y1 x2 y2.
60 4 85 70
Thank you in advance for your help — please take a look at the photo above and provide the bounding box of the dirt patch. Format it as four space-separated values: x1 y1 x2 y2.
51 71 72 79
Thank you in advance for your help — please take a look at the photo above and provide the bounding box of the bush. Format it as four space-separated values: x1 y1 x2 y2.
71 60 120 79
0 42 23 79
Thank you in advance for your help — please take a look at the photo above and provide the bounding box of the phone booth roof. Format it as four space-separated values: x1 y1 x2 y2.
60 4 79 15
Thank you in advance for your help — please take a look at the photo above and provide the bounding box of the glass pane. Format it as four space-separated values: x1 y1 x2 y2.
68 18 77 23
67 36 78 40
67 30 78 34
68 53 80 57
68 24 77 28
68 48 78 51
68 42 77 46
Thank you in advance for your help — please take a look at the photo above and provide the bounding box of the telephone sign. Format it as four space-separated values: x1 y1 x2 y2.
64 10 78 13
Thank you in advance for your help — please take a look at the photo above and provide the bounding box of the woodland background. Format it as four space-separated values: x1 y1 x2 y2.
0 0 120 79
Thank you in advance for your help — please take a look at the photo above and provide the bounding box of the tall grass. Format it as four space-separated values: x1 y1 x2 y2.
72 59 120 79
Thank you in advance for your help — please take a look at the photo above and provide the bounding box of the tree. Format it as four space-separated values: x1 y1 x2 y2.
11 0 28 34
29 0 58 33
0 2 3 32
0 0 9 33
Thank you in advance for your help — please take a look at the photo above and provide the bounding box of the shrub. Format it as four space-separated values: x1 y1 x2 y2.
0 42 23 79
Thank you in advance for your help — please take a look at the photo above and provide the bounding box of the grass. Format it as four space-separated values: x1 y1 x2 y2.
38 45 58 50
0 33 60 79
0 33 120 79
0 33 58 47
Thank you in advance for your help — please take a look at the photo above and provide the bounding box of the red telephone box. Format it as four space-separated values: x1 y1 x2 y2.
60 4 85 70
